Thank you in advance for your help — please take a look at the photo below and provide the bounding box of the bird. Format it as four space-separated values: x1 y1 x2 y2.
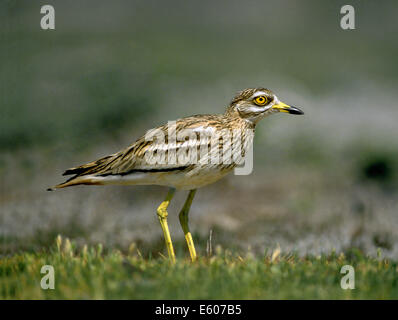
48 88 304 263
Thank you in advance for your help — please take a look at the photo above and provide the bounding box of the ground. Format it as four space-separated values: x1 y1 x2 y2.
1 236 397 299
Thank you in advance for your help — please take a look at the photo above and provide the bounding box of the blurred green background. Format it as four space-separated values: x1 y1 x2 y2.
1 0 398 258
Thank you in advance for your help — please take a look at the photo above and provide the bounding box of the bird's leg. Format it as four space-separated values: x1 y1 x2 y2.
157 188 176 263
178 189 197 262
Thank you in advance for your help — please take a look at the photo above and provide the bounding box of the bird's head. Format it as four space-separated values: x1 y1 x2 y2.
226 88 304 124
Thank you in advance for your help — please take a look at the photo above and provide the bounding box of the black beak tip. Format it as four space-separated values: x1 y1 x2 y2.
289 106 304 115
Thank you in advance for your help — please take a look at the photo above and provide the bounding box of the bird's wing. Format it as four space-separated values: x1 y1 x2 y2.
62 115 226 178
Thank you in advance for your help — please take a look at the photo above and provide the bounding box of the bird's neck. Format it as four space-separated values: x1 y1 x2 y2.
224 109 257 130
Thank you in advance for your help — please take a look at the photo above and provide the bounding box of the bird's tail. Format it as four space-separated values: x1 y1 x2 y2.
47 154 116 191
47 175 102 191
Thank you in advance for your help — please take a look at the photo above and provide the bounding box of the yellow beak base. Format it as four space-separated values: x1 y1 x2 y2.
272 102 304 115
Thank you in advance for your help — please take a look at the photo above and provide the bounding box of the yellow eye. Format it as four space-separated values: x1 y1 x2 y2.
254 96 268 106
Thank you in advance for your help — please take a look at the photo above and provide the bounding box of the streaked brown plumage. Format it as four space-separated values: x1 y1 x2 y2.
51 114 254 190
48 88 304 262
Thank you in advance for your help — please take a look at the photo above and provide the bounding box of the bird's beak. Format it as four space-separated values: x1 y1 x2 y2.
272 101 304 115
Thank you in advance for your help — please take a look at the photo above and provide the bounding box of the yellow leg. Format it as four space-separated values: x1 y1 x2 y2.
157 188 176 263
179 189 197 262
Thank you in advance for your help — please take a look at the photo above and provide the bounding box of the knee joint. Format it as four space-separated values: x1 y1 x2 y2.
157 203 168 218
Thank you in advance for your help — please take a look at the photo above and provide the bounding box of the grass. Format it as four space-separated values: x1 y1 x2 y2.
1 236 397 299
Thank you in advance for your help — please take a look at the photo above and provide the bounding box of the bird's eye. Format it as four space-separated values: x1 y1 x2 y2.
254 96 268 106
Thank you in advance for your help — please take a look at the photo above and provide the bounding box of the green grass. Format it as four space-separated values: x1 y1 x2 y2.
1 237 397 299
